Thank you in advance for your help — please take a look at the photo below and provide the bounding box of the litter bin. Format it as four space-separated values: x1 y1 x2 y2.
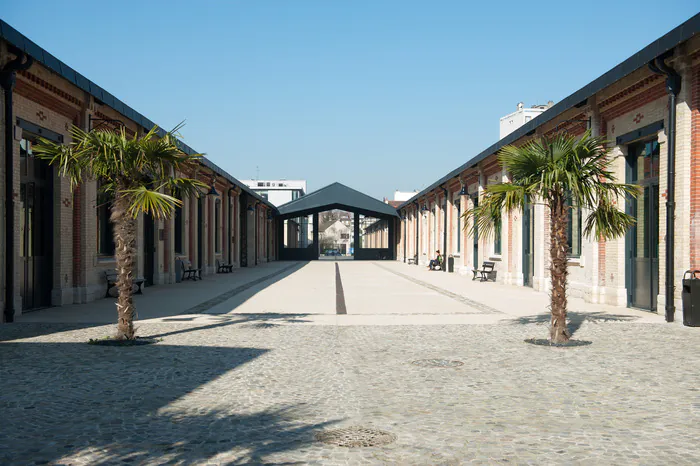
682 270 700 327
447 255 455 273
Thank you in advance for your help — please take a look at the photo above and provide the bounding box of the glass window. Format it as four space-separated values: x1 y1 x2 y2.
494 218 502 255
97 180 115 256
174 202 183 254
455 199 461 253
566 196 581 258
215 200 221 253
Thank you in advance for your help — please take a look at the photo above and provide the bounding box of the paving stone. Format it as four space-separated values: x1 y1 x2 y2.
1 262 699 464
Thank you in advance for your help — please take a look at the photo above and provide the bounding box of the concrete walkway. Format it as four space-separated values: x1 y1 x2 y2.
16 260 662 327
15 261 303 324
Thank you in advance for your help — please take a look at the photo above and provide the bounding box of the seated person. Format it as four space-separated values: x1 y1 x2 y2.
428 250 443 270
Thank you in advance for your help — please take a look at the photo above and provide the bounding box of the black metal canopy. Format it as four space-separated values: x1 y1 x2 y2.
276 182 400 219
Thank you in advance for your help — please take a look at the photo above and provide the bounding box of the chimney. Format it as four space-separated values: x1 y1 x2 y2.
517 102 524 111
547 100 554 108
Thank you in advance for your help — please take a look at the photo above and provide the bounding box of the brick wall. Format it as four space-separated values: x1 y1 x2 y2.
691 63 700 270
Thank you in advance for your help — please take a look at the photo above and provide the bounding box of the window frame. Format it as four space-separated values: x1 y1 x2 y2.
174 198 184 254
96 179 115 257
215 199 222 254
493 218 502 256
565 194 582 258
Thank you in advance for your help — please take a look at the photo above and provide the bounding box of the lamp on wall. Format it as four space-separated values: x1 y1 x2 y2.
459 182 468 196
247 204 255 212
207 175 219 197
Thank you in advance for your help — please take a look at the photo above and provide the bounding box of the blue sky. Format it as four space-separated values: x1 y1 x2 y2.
2 1 698 199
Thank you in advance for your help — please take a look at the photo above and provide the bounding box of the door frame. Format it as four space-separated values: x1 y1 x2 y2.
471 194 479 269
19 131 55 311
143 213 155 286
522 196 534 287
625 138 660 311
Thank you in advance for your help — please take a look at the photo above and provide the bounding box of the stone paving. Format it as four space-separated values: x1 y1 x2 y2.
1 261 699 465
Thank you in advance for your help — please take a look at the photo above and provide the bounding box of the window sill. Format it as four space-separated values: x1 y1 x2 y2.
489 255 503 261
567 256 584 267
96 255 116 264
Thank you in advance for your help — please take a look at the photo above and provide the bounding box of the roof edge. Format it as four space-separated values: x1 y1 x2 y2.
0 19 276 211
398 12 700 210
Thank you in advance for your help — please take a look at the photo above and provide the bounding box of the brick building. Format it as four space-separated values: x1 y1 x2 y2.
396 14 700 321
1 21 278 322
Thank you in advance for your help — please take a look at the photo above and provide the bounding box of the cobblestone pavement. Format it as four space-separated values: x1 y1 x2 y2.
2 262 699 465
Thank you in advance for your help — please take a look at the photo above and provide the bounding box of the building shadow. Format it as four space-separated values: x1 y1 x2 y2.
1 262 311 342
0 341 338 465
512 311 641 337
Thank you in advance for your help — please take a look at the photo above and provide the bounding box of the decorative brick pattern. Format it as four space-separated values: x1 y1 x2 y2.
18 69 84 107
15 79 80 120
601 82 666 122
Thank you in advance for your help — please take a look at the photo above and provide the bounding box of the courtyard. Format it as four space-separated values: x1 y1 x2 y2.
1 261 699 465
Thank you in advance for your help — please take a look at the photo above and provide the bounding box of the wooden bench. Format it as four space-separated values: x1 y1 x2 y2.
181 259 202 281
472 261 497 282
216 259 234 273
105 270 145 298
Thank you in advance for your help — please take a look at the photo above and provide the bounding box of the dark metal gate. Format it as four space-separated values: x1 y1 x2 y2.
19 137 53 310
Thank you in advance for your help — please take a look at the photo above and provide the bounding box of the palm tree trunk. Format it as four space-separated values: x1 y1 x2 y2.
111 192 138 340
549 195 571 343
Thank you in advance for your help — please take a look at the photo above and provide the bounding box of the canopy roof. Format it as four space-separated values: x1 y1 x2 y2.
276 182 400 219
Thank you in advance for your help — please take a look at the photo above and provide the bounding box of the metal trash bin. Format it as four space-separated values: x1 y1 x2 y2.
682 270 700 327
447 255 455 273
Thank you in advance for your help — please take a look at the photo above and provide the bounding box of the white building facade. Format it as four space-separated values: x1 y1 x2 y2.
499 102 554 139
240 180 307 207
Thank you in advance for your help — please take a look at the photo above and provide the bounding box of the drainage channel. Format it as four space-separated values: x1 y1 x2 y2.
181 262 305 315
372 263 504 314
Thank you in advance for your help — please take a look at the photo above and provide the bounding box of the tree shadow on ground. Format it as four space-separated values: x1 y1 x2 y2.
512 311 641 337
0 341 338 465
150 313 312 339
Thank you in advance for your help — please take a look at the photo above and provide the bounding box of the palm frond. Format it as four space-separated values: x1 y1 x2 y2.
156 178 208 198
583 200 636 240
121 187 181 219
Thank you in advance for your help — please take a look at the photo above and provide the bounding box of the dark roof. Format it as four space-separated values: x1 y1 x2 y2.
0 19 276 212
277 182 400 219
399 13 700 210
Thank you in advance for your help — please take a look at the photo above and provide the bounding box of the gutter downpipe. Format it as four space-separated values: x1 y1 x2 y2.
649 52 681 323
1 48 33 323
413 201 420 266
441 187 448 273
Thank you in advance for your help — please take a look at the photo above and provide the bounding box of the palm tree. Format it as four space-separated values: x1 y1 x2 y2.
465 131 638 343
33 124 206 340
